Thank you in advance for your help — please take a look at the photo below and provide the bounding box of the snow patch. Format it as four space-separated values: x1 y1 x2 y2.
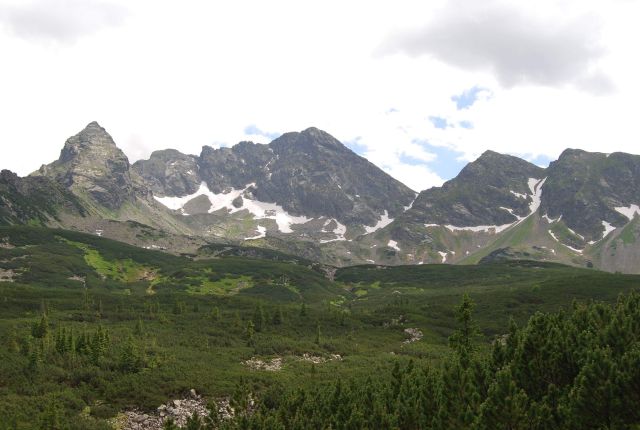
404 195 418 211
424 223 440 228
510 190 527 199
542 214 562 223
500 207 524 221
445 223 514 233
438 251 448 263
245 226 266 240
588 221 616 245
320 219 348 243
548 230 583 254
154 182 312 233
444 177 546 235
388 240 400 251
364 210 394 234
615 204 640 220
566 227 584 240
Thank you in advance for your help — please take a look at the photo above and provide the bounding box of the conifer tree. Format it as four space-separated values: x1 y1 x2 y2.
315 322 321 345
448 293 479 366
246 320 255 346
253 303 265 332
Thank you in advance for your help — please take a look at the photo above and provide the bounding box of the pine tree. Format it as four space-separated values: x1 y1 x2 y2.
135 317 145 336
119 333 141 373
246 320 255 346
32 314 49 339
476 367 530 430
39 400 63 430
253 303 265 332
448 293 479 366
300 302 307 317
315 322 321 345
272 306 283 325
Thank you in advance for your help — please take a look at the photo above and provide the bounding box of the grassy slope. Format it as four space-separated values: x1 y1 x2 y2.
1 225 639 426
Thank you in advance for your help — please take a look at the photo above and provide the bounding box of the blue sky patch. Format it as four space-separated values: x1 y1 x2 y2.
528 153 553 168
451 86 488 110
459 120 474 129
429 116 449 129
244 124 281 141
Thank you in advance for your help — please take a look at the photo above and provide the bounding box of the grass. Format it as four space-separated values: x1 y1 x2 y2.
1 225 640 427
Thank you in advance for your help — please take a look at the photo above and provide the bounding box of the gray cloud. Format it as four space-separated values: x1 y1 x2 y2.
0 0 127 44
381 0 613 94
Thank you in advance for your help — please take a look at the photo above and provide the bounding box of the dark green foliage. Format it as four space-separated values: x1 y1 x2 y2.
2 225 640 428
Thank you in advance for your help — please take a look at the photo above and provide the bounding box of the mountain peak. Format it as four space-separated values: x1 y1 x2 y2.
33 122 136 210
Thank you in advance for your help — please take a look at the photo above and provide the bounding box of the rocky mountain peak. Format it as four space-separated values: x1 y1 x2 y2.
33 122 137 210
269 127 348 154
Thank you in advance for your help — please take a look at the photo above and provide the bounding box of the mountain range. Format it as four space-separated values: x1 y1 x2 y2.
2 121 640 273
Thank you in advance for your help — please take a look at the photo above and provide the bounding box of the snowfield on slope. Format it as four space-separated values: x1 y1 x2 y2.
154 182 311 233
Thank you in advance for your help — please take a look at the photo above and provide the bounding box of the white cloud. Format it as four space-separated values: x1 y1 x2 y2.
380 0 612 94
0 0 128 43
0 0 638 194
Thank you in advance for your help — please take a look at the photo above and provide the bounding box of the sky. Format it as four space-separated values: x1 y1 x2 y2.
0 0 639 192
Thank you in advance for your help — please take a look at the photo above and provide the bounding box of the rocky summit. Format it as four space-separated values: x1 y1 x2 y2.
34 122 139 210
3 121 640 273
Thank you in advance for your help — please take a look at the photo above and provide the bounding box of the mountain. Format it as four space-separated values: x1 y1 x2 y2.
3 121 640 273
33 122 140 210
133 127 416 226
0 169 86 225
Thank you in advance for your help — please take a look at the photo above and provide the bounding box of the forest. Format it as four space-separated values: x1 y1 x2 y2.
1 226 639 429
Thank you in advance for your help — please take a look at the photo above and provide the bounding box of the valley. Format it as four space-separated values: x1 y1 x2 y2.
1 226 639 428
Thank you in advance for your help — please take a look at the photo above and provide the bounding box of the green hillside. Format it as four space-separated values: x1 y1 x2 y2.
1 226 639 428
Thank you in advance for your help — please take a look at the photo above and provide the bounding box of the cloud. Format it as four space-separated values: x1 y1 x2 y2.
381 0 612 94
0 0 127 43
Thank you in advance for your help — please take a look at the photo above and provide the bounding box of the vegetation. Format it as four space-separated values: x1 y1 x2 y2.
1 225 640 428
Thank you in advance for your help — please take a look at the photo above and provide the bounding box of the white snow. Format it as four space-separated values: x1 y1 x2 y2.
424 223 440 228
527 177 547 214
245 226 266 240
320 219 348 243
444 177 547 235
404 194 418 211
445 223 514 233
588 221 616 245
154 182 312 233
364 210 394 234
95 229 103 237
500 207 525 221
615 204 640 220
388 240 400 251
510 190 527 199
366 259 375 264
542 214 562 223
548 230 583 254
566 227 584 240
438 251 448 263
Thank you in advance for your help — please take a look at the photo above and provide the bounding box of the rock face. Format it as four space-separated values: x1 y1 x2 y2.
402 150 545 227
132 149 201 197
6 120 640 272
0 169 86 225
138 127 417 226
34 122 138 210
540 149 640 241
